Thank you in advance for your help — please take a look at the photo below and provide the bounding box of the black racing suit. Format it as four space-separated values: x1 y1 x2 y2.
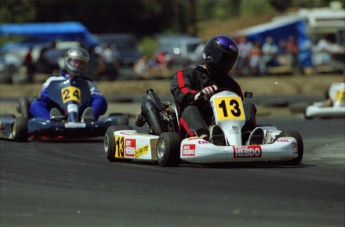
170 65 250 138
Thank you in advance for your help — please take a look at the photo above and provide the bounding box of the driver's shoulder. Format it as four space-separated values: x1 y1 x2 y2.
42 75 65 88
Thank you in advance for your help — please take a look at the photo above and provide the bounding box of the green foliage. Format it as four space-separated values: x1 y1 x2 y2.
0 0 36 23
241 0 275 16
137 36 157 58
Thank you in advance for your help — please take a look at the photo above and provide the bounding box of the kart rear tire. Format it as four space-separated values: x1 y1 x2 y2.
104 125 132 162
17 97 30 118
157 132 181 167
108 113 129 125
13 117 28 142
279 131 304 166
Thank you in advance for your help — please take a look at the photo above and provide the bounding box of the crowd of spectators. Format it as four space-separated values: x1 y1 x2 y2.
19 34 342 83
233 34 339 76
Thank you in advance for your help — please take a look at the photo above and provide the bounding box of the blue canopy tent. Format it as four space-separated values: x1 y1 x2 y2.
0 21 98 47
233 19 312 68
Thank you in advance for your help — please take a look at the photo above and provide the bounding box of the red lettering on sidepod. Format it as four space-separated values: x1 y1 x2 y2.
125 139 136 157
182 144 196 156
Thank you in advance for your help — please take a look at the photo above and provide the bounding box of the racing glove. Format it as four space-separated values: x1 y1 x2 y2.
194 85 218 102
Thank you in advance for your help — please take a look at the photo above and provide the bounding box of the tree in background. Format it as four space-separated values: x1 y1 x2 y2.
0 0 36 23
0 0 336 38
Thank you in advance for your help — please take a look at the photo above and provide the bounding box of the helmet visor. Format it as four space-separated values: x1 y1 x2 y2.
209 46 237 71
68 58 87 72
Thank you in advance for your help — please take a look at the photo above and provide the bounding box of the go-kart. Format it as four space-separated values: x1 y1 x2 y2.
104 89 303 167
305 82 345 119
0 76 129 142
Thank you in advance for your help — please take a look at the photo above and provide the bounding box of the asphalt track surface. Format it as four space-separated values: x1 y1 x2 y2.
1 115 344 227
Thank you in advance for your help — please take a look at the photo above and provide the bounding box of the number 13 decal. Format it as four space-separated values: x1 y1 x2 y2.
214 96 245 120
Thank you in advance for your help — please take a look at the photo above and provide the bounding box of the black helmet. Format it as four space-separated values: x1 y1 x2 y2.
202 36 238 75
64 47 90 76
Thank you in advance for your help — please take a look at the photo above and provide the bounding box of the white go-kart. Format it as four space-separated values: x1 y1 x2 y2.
104 89 303 167
305 82 345 119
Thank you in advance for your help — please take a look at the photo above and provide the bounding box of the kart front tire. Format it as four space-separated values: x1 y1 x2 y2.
104 125 132 162
157 132 181 167
13 117 28 142
279 131 304 166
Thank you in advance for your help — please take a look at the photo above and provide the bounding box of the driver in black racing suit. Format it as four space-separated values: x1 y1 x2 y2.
170 35 256 142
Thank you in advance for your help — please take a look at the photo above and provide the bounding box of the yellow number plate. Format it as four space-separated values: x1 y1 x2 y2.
115 135 125 159
214 96 245 121
61 86 81 103
335 89 345 102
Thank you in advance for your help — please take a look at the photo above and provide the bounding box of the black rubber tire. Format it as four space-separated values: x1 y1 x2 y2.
17 97 30 118
156 132 181 167
13 117 28 142
304 111 313 120
278 131 304 165
108 113 129 125
104 125 132 162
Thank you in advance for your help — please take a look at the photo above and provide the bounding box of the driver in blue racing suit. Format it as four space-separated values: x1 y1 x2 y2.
29 47 107 120
170 35 256 141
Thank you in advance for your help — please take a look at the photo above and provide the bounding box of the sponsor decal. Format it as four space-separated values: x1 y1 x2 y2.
276 138 289 142
135 144 149 158
182 144 196 156
67 103 78 113
125 139 136 157
198 140 209 144
64 122 86 128
120 130 135 135
233 145 262 158
230 125 239 134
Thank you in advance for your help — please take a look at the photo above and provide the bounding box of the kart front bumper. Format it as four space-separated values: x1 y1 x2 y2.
28 116 127 138
180 137 298 164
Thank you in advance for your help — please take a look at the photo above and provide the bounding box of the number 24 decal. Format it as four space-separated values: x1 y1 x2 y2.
61 86 81 103
214 96 245 120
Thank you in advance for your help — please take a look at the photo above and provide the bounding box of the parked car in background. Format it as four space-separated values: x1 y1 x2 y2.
155 34 203 64
0 50 21 84
95 33 141 67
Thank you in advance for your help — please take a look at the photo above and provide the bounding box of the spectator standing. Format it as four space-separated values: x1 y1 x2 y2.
133 54 149 76
236 36 253 76
249 41 263 76
262 37 279 74
23 47 36 83
313 35 333 66
277 40 290 66
37 41 57 74
287 35 300 71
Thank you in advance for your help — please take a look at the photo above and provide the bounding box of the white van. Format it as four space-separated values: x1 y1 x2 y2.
156 35 203 63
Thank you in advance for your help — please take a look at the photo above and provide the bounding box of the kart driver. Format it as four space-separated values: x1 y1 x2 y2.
29 47 107 120
170 35 256 142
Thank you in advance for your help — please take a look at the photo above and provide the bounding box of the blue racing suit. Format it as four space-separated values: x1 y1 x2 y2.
29 70 107 120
